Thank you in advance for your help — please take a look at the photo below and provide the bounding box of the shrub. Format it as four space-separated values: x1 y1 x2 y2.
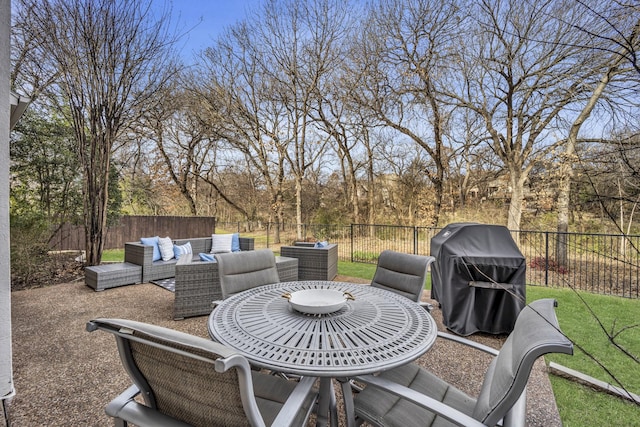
529 256 569 274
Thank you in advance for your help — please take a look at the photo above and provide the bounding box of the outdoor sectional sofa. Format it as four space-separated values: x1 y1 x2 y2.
124 236 255 283
173 254 298 320
123 235 298 319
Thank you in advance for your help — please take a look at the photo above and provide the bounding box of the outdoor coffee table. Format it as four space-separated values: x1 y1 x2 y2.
208 280 437 426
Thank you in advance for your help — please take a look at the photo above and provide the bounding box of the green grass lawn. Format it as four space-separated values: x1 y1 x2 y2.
525 286 640 426
101 251 639 424
102 248 124 262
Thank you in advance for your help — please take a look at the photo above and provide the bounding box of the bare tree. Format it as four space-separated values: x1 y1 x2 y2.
555 1 640 265
309 74 371 223
198 21 291 237
14 0 179 264
137 80 219 216
350 0 461 226
257 0 343 238
444 0 599 232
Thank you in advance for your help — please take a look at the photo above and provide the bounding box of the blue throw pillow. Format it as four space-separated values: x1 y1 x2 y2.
314 240 328 248
173 242 192 260
199 252 215 262
140 236 161 261
231 233 241 252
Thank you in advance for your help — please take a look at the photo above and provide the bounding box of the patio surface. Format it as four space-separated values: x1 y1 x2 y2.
7 276 562 426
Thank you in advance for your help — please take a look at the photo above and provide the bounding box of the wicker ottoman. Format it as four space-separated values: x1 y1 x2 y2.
85 262 143 291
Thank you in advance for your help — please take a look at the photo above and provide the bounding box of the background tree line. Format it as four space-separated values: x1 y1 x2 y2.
9 0 640 265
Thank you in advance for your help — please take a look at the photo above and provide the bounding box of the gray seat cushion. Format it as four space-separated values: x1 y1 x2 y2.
371 251 434 302
215 249 280 298
355 363 476 427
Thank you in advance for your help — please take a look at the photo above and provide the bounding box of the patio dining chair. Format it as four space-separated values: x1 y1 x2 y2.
87 318 318 427
215 249 281 299
351 298 573 427
371 250 435 306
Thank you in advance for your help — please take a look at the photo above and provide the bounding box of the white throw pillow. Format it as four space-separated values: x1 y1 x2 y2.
210 234 233 253
158 236 174 261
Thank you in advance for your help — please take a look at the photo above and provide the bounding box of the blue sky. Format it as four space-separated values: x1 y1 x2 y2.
154 0 259 61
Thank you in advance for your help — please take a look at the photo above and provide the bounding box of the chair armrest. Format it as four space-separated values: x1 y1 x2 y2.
106 384 192 427
124 242 152 266
437 331 500 356
271 376 319 427
354 374 486 427
105 384 141 418
176 255 192 266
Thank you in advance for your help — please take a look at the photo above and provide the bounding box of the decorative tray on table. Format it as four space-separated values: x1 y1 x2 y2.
282 289 355 314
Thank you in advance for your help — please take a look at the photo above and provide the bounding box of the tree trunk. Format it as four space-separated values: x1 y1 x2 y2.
507 172 527 236
556 59 623 266
296 177 303 240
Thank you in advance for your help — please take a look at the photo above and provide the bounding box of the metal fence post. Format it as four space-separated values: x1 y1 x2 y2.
350 224 354 263
266 222 270 248
545 231 549 286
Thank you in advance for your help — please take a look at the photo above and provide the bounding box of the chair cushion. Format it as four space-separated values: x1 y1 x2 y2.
371 251 431 302
252 372 315 426
216 249 280 298
355 363 476 427
140 236 161 261
472 299 573 425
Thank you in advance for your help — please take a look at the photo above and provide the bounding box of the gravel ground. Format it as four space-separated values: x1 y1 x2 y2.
6 277 562 426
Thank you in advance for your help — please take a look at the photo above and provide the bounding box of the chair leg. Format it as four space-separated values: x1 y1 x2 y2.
349 379 364 393
340 379 360 427
502 389 527 427
2 398 10 427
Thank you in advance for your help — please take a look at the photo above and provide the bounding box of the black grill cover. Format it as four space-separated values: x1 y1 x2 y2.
430 223 526 336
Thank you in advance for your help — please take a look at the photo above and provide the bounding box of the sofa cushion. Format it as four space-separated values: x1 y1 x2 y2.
158 236 174 261
173 242 192 260
140 236 161 261
211 234 233 253
199 252 216 262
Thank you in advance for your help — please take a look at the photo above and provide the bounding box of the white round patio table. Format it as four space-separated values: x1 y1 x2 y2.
208 280 438 426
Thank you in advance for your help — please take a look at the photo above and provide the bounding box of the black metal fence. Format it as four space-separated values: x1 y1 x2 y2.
217 221 640 299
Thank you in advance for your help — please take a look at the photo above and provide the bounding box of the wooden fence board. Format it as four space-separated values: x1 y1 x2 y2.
49 216 216 251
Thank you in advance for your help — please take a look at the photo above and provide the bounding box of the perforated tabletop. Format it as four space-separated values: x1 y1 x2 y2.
208 281 437 377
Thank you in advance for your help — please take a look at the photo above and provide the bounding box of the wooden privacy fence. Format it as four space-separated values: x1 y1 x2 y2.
49 216 216 251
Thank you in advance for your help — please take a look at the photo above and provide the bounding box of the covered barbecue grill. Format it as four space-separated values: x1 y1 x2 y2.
430 223 526 336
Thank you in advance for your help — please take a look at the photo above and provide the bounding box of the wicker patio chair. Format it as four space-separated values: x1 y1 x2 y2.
351 299 573 427
370 250 435 304
215 249 281 299
87 318 318 427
